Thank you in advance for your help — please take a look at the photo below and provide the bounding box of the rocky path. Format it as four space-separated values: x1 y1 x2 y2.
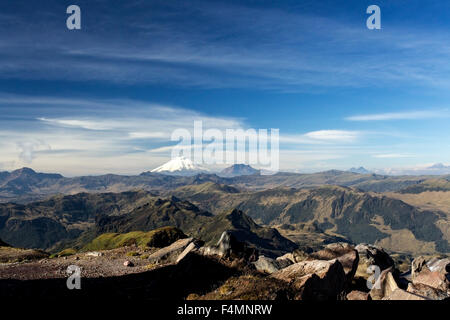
0 246 158 280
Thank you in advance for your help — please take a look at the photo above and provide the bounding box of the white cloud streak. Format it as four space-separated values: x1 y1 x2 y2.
372 153 414 159
346 110 447 121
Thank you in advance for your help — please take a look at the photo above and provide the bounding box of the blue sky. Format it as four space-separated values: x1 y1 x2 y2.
0 0 450 175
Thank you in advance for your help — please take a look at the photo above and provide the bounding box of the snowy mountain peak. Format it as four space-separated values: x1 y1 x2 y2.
151 156 208 175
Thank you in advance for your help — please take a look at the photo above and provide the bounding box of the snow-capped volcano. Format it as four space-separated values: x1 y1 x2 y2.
151 156 209 175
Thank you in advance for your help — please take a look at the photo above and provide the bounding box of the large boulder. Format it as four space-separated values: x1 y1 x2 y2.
369 267 399 300
382 288 428 300
411 257 450 293
368 267 429 300
271 259 346 300
276 253 296 264
252 255 293 274
309 243 359 283
291 248 312 263
407 282 449 300
355 243 394 280
199 231 257 261
176 241 202 264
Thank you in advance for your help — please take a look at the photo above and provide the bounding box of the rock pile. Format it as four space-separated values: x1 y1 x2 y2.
135 232 449 300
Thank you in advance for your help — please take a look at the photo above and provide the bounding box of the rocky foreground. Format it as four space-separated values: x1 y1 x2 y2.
0 232 449 301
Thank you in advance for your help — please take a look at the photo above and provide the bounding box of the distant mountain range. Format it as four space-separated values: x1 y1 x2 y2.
375 163 450 176
1 166 450 203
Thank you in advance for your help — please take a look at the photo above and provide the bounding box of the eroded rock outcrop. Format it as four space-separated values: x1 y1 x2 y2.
309 243 359 283
148 237 203 264
355 243 395 280
271 259 346 300
411 257 450 295
407 282 448 300
252 255 293 274
369 267 399 300
200 231 258 261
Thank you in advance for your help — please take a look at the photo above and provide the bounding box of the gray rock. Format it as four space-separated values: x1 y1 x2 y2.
199 231 257 261
148 237 196 264
412 257 450 292
276 253 296 264
253 255 292 274
271 259 346 300
176 241 201 264
369 267 398 300
407 282 449 300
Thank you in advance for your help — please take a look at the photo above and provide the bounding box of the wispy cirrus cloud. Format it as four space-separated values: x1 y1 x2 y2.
279 130 363 145
372 153 415 159
1 1 450 90
0 94 247 174
0 92 373 174
304 130 361 142
346 110 447 121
